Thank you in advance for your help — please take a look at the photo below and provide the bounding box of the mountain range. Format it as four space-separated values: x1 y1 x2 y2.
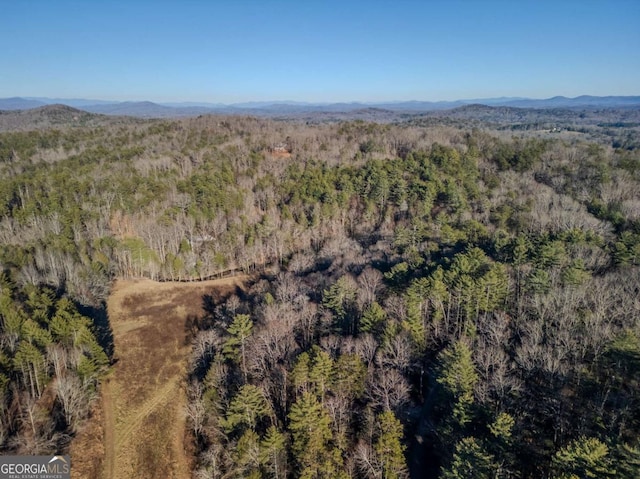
1 95 639 118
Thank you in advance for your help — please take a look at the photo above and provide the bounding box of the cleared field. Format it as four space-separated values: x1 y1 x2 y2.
70 276 248 479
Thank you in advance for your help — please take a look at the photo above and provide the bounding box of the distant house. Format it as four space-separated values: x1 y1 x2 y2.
269 142 292 156
272 143 289 153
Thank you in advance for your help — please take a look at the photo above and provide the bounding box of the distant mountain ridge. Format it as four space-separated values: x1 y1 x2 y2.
1 95 639 118
0 97 48 110
0 104 126 132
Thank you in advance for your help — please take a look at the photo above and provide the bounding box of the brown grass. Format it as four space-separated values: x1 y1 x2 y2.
70 276 248 479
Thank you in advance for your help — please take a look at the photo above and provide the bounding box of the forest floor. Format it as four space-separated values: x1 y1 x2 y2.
70 276 249 479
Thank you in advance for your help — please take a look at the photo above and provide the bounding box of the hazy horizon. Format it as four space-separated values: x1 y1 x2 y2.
6 93 640 107
3 0 639 103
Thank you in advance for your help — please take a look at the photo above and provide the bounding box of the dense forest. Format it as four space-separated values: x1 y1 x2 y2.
0 106 639 478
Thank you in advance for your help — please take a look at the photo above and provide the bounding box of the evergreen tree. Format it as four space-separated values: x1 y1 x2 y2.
288 392 341 478
361 301 386 337
488 412 516 479
233 429 262 479
441 437 496 479
13 341 47 397
308 346 334 401
614 442 640 479
551 437 615 479
222 384 270 434
291 352 311 395
223 314 253 380
334 353 366 400
436 341 479 430
323 276 357 334
375 410 408 479
260 426 286 479
403 284 427 353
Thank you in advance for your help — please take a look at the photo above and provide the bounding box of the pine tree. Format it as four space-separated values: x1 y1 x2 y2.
288 392 340 478
360 301 386 337
614 442 640 479
403 283 427 353
222 384 270 434
489 412 514 441
426 268 448 323
323 276 357 334
441 437 496 479
488 412 516 479
561 259 591 286
260 426 286 479
436 341 478 430
13 342 48 397
234 429 262 479
334 353 366 400
25 287 55 326
375 410 408 479
223 314 253 380
552 436 615 479
308 346 334 401
511 234 530 266
477 262 508 312
291 352 311 395
21 319 53 349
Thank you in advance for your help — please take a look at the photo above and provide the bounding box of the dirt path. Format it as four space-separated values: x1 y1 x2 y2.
115 377 178 451
102 380 115 479
71 276 248 479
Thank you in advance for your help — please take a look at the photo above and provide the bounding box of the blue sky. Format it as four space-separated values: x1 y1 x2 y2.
2 0 639 103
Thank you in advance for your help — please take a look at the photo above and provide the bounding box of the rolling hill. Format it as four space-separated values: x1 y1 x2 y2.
2 95 640 119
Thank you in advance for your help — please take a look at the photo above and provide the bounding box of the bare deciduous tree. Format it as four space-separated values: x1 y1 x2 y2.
55 374 91 432
357 267 384 309
367 368 410 412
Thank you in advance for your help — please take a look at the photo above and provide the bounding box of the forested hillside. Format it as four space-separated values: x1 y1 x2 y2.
1 109 639 477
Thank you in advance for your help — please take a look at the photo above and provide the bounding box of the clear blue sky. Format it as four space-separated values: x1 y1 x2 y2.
2 0 639 103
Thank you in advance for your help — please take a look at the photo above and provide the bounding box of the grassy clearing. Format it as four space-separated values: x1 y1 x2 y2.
70 276 248 479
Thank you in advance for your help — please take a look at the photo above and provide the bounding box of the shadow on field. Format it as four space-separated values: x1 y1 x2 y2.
184 284 247 340
79 301 116 361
